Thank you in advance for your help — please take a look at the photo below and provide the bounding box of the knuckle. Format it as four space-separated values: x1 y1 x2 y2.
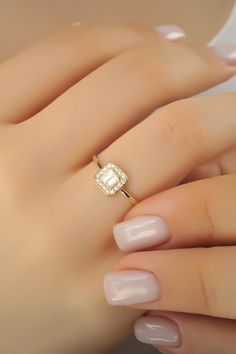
203 196 215 246
159 99 209 151
204 174 236 245
112 45 165 84
76 23 156 60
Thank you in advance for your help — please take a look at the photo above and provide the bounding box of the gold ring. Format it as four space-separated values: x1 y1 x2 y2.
93 155 137 205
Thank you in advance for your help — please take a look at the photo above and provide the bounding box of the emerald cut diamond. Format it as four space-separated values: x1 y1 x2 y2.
95 162 128 196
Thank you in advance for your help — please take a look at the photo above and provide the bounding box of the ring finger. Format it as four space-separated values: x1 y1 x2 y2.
62 92 236 252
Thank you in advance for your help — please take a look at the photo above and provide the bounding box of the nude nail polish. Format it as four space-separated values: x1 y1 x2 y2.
104 270 161 306
134 316 182 347
113 215 171 252
210 43 236 65
154 25 186 40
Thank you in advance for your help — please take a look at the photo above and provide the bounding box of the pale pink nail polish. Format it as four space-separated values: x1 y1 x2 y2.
134 316 182 347
154 25 186 40
104 270 161 306
113 215 171 252
210 43 236 65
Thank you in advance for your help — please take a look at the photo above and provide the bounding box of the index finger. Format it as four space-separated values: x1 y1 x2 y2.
0 23 158 123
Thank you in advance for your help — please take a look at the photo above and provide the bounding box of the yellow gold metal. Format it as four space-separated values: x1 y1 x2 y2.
119 188 138 205
93 155 103 169
93 155 137 205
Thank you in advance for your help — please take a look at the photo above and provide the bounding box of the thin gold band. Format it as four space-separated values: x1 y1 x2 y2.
93 155 138 205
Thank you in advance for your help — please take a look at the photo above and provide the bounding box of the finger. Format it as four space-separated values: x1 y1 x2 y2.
24 34 235 171
92 93 236 203
134 311 236 354
106 246 236 319
183 146 236 182
113 174 236 252
58 93 236 253
0 23 158 124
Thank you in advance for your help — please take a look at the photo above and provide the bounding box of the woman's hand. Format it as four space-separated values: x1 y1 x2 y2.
105 94 236 353
0 22 235 354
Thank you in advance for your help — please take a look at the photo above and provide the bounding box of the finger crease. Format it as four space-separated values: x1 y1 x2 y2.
203 198 215 246
198 258 211 315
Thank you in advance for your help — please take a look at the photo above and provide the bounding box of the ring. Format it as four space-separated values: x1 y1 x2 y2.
93 155 138 205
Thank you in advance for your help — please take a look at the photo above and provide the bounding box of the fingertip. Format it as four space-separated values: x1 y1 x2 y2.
134 315 182 347
113 215 171 252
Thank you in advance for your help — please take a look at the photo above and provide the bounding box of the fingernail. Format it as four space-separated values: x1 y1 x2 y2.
113 215 171 252
134 316 182 347
210 43 236 65
104 270 161 306
154 25 186 40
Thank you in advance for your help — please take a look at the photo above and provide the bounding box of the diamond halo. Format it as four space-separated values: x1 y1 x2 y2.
94 162 128 197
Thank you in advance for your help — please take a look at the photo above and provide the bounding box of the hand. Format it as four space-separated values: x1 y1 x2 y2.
104 95 236 353
0 22 234 354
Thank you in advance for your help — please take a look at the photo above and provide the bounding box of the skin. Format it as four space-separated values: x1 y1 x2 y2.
116 175 236 353
112 79 236 352
0 23 235 354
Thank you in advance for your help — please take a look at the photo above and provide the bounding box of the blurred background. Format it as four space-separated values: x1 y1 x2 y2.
0 0 234 61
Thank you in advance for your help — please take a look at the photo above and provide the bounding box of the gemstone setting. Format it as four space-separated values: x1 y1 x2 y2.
95 162 128 196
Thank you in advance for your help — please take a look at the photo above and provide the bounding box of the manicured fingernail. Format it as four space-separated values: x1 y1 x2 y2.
154 25 186 40
210 43 236 65
104 270 161 306
134 316 182 347
113 215 171 252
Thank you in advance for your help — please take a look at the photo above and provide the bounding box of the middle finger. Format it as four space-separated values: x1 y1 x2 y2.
21 35 235 173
